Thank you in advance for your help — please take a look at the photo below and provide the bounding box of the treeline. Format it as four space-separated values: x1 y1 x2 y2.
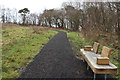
38 2 120 47
0 2 120 42
0 7 18 24
0 6 38 25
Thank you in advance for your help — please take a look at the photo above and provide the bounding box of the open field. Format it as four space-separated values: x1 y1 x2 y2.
2 26 58 78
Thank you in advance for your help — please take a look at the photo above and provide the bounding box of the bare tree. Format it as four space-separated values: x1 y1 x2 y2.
1 8 5 23
12 8 18 24
5 8 12 23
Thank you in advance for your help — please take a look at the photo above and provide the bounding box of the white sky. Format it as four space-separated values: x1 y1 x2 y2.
0 0 71 13
1 0 118 13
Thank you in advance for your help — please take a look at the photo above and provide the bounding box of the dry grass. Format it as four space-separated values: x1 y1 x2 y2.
2 23 21 28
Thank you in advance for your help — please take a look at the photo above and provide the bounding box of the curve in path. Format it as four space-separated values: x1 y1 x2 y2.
18 31 101 78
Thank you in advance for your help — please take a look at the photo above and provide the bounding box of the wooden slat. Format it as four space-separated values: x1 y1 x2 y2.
80 49 117 74
92 42 100 54
101 46 112 58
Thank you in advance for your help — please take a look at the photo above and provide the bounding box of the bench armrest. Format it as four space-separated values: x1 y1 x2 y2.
84 46 93 51
97 57 109 65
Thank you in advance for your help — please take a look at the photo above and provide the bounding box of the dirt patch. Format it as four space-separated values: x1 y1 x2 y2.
2 40 15 45
2 23 21 28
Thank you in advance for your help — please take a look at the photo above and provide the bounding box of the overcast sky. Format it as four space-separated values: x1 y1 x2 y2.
0 0 119 13
0 0 71 13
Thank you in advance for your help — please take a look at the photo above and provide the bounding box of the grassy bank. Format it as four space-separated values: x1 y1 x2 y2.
67 31 120 79
67 31 90 56
2 26 58 78
0 25 2 79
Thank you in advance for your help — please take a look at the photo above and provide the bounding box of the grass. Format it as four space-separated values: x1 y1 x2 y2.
67 31 90 56
0 25 2 79
2 26 58 78
67 31 120 79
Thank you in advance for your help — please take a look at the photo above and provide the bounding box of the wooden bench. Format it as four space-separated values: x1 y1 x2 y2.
80 42 117 80
84 42 100 54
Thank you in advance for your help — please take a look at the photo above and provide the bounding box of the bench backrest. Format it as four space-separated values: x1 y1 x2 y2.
93 42 100 54
101 46 112 58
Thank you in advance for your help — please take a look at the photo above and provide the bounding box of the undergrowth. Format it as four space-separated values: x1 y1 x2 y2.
67 31 120 79
67 31 90 56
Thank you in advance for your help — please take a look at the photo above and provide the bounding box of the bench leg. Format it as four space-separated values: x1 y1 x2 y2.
83 59 85 62
94 73 96 80
87 65 89 70
105 74 107 80
82 59 85 62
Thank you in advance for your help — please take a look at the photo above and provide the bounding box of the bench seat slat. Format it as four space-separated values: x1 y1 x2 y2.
80 49 117 74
